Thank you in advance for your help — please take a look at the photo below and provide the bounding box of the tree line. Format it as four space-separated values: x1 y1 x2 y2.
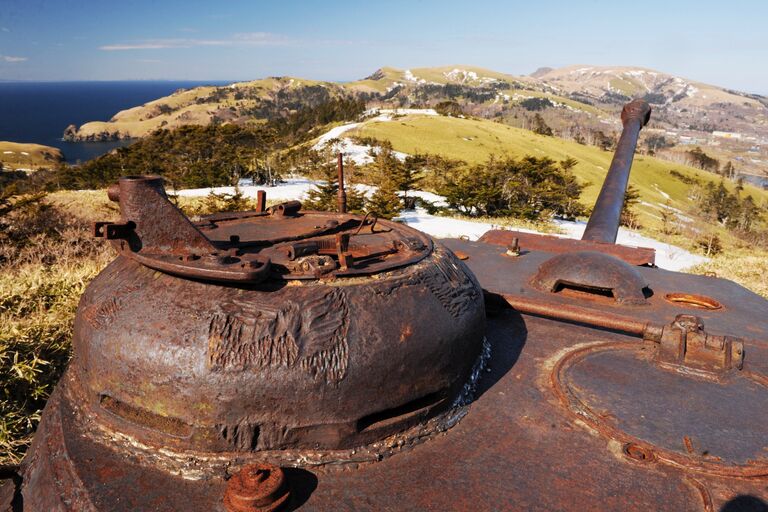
3 97 366 194
298 142 588 221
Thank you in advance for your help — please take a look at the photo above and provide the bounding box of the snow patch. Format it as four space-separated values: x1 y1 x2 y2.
403 69 427 84
310 110 435 165
443 68 498 85
550 219 706 271
175 178 707 272
371 108 438 116
652 184 670 199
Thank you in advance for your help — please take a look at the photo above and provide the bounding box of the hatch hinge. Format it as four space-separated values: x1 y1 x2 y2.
93 176 271 283
646 314 744 375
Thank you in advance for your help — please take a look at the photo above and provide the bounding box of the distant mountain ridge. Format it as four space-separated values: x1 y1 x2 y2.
62 64 768 177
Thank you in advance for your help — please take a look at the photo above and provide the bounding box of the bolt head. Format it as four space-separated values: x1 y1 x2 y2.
224 463 289 512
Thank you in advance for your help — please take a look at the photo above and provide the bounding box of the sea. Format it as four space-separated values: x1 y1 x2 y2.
0 80 231 164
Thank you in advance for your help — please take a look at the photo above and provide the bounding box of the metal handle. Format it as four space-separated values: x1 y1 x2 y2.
581 99 651 243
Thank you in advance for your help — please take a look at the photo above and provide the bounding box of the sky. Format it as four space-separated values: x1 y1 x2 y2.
1 0 767 94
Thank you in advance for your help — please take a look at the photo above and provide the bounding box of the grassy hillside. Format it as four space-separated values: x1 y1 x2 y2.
66 65 603 140
0 142 63 170
349 114 768 231
69 77 345 141
345 65 535 93
497 88 603 115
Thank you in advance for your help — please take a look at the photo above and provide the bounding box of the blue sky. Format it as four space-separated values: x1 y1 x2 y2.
1 0 766 93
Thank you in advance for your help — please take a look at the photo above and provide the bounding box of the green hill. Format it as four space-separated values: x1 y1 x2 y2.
348 114 768 230
66 77 347 141
0 141 64 170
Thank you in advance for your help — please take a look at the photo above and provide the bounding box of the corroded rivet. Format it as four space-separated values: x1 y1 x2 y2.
622 443 654 463
224 463 290 512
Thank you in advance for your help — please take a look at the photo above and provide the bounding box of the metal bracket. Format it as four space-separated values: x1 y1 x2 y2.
93 176 271 283
336 233 354 270
650 314 744 374
92 221 134 240
268 200 301 217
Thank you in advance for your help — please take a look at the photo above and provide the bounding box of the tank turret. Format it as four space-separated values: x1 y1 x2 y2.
12 100 768 511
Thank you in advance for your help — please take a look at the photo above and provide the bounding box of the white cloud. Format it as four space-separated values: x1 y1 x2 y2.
232 32 293 46
99 42 188 51
1 27 10 33
1 55 27 62
99 33 294 51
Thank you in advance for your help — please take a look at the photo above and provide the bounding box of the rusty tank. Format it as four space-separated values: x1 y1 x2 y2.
6 99 768 511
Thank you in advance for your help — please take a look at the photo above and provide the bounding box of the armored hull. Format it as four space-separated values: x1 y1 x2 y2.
10 99 768 511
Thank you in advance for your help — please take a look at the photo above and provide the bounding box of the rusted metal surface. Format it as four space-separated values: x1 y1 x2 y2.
337 153 347 214
505 292 745 375
654 314 744 374
23 173 487 509
57 232 483 455
94 175 271 283
94 175 437 282
502 293 652 335
224 464 290 512
442 238 768 342
0 465 20 512
530 250 650 305
552 340 768 477
20 236 768 510
20 309 768 511
479 229 656 266
582 99 652 243
19 98 768 510
256 190 267 213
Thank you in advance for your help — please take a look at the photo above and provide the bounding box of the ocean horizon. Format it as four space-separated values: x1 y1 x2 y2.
0 80 231 164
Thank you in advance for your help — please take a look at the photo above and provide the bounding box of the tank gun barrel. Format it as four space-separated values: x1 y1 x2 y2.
581 99 651 243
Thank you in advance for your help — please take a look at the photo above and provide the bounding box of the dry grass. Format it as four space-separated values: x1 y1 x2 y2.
0 188 274 463
688 248 768 298
0 192 113 463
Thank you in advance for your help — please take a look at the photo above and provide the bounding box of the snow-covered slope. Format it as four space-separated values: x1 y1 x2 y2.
311 109 436 164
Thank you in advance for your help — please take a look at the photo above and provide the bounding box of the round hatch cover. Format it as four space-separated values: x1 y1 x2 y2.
554 342 768 476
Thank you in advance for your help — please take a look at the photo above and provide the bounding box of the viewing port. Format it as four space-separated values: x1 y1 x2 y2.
664 293 722 310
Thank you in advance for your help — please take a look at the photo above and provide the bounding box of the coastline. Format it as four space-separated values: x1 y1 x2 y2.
0 80 230 163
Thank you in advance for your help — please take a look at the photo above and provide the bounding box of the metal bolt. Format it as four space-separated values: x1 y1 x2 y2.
256 190 266 213
337 152 347 214
506 237 521 257
336 233 353 270
224 463 290 512
622 443 654 462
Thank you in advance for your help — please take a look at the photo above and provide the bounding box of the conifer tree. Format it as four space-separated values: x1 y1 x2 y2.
620 184 642 229
367 181 403 219
531 113 553 136
303 151 366 213
365 146 403 219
